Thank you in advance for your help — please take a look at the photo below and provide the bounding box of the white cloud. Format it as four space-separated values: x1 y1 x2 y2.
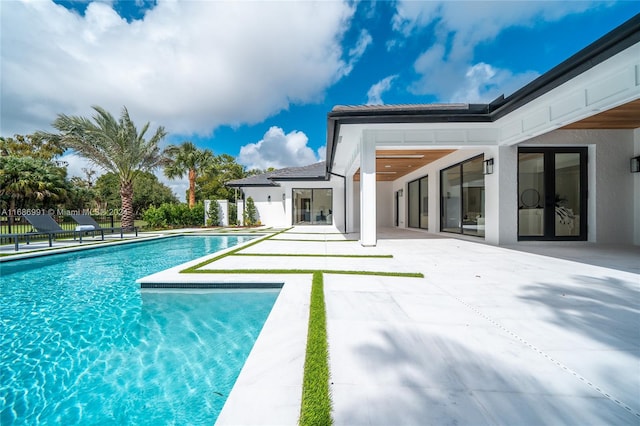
340 29 373 77
237 126 321 171
316 145 326 162
366 75 397 105
392 0 601 102
1 0 358 136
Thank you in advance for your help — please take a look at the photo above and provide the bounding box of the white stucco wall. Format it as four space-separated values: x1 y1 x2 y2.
238 177 345 231
386 128 637 245
635 129 640 245
523 129 636 244
351 181 394 229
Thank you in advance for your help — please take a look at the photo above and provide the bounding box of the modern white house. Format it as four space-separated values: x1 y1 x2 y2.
228 15 640 247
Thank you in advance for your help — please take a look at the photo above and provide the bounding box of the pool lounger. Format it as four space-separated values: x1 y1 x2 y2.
15 214 88 251
70 214 138 238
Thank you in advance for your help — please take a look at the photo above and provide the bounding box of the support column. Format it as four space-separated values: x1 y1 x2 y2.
346 174 355 233
360 136 377 246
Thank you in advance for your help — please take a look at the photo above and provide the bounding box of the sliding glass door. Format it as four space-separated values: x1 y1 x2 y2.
518 147 587 240
440 156 485 236
408 176 428 229
292 188 333 225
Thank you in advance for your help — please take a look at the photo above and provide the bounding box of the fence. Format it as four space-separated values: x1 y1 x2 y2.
0 215 117 245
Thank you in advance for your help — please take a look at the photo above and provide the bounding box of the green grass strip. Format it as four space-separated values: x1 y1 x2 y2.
183 269 423 278
299 271 332 426
232 253 393 259
180 229 289 272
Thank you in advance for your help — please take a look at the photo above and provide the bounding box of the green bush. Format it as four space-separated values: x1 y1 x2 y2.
207 201 221 227
142 202 205 229
228 203 238 226
142 204 167 228
244 196 258 226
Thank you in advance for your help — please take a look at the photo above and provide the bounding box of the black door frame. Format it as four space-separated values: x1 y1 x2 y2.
518 147 588 241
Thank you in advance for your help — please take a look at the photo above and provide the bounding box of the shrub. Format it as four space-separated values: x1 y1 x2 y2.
142 205 167 228
244 196 258 227
207 201 221 227
228 203 237 226
142 202 205 229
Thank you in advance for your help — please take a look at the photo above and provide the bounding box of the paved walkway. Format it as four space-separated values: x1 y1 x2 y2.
326 230 639 425
213 227 639 425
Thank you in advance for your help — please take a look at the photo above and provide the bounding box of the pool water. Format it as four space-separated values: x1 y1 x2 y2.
0 236 279 425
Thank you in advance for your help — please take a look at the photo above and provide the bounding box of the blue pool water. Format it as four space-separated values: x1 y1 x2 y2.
0 236 280 425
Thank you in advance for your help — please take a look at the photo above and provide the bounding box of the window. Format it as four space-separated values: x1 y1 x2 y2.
408 176 428 230
440 155 485 236
292 189 333 225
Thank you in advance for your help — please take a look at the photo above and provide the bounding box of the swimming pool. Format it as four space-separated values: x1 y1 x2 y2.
0 235 279 425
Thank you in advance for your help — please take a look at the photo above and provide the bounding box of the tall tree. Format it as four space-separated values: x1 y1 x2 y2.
0 156 68 213
38 106 167 230
196 153 247 202
164 141 214 208
95 171 178 214
0 134 65 160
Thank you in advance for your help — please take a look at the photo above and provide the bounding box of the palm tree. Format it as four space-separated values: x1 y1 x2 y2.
163 141 214 208
39 106 167 230
0 156 68 217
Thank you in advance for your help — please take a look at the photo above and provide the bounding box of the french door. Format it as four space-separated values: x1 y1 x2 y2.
518 147 587 240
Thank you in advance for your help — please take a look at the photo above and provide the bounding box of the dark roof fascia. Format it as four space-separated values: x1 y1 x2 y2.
272 176 328 181
325 14 640 177
489 13 640 120
226 182 280 188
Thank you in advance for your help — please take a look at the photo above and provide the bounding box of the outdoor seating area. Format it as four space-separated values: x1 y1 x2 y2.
70 214 138 239
0 214 140 252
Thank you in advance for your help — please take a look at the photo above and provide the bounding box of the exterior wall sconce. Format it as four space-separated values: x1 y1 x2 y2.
483 158 494 175
398 189 403 197
631 156 640 173
267 195 271 202
282 193 286 201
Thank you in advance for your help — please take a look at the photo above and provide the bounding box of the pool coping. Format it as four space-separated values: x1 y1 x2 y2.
0 231 267 263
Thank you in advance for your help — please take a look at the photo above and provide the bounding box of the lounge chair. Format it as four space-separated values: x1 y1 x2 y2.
8 214 87 251
70 214 138 239
2 226 61 251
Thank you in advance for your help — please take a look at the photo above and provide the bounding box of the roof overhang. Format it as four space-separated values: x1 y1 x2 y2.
326 14 640 179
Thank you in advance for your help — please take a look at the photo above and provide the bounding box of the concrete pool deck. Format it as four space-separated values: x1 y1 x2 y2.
4 227 638 424
138 226 640 425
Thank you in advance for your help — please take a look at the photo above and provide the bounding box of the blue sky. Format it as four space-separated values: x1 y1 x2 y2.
1 1 638 197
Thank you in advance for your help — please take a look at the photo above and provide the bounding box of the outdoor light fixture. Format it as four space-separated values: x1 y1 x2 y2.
282 193 286 201
631 156 640 173
267 195 271 202
483 158 494 175
399 189 404 197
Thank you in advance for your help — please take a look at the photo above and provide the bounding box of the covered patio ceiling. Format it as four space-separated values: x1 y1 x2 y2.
562 98 640 129
353 149 455 181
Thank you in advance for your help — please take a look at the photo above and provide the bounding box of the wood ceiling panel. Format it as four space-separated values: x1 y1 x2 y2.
353 149 455 181
562 99 640 129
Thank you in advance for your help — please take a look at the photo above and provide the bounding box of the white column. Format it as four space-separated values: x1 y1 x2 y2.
360 136 377 246
634 128 640 246
346 174 355 233
494 145 518 245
